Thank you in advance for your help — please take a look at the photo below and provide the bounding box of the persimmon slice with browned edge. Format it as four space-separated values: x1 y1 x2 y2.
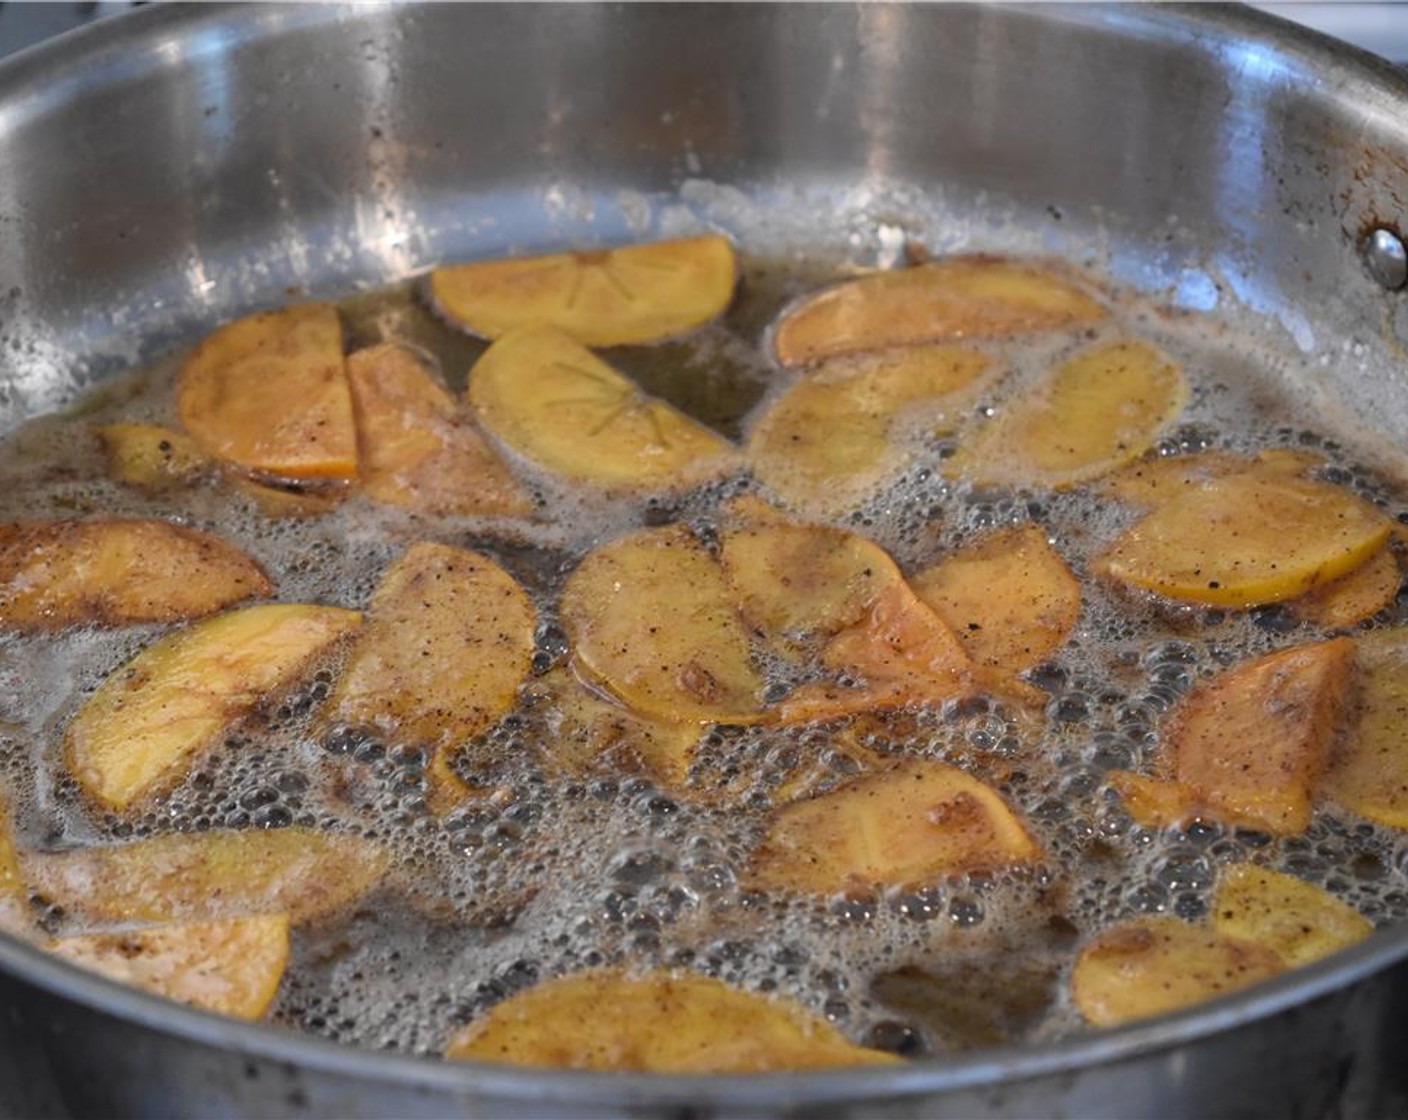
322 542 536 753
23 827 388 927
560 525 766 725
346 342 532 518
467 325 737 491
749 759 1039 895
177 303 358 483
1111 638 1355 836
444 969 897 1071
0 519 272 629
47 914 291 1021
429 235 737 347
772 258 1105 368
1323 628 1408 830
1211 864 1371 969
66 604 361 811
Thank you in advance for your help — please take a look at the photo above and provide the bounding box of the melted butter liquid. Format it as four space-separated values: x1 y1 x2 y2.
1 259 1408 1059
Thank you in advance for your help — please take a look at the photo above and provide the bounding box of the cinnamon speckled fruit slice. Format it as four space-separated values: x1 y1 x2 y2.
944 341 1187 490
1290 546 1400 629
1211 864 1371 969
444 969 897 1071
467 325 737 491
746 346 993 516
66 604 361 811
0 519 272 630
177 304 357 483
24 827 388 926
429 236 737 347
323 542 535 749
773 258 1105 368
749 759 1039 895
528 668 702 791
47 914 291 1021
1097 474 1390 608
1323 628 1408 830
1161 638 1355 836
560 526 765 725
95 424 212 491
346 342 532 518
1070 917 1285 1028
1101 448 1322 509
911 525 1080 673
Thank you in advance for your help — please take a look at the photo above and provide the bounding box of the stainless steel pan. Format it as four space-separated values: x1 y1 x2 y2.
2 3 1408 1115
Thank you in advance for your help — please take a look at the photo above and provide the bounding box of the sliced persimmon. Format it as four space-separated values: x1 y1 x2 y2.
444 969 896 1071
0 519 271 630
1323 629 1408 830
746 346 993 516
560 526 765 725
1071 917 1284 1028
47 914 290 1021
944 341 1187 489
346 342 531 518
429 235 737 347
1107 771 1200 831
1291 546 1400 629
66 604 361 811
95 424 211 490
176 303 357 482
749 759 1039 895
911 526 1080 673
323 542 535 749
773 258 1105 367
1211 864 1371 969
776 581 974 724
1101 448 1321 509
529 668 701 791
467 325 737 491
1163 639 1355 836
1097 474 1390 608
24 827 388 926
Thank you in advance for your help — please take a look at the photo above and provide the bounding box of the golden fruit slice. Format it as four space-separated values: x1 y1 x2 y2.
1070 917 1285 1028
66 604 361 811
944 341 1187 489
747 346 993 516
0 519 272 630
24 827 387 926
773 258 1106 367
233 478 346 520
1291 547 1400 629
1097 473 1390 608
47 914 290 1021
467 325 736 490
1106 771 1199 831
529 668 701 791
1164 639 1355 836
749 759 1039 895
444 969 896 1071
176 304 357 483
1212 864 1372 969
1323 629 1408 829
720 521 906 644
323 543 535 749
911 526 1081 672
561 526 765 725
95 424 211 490
0 799 26 933
429 235 737 347
775 582 975 724
346 342 531 518
1101 448 1321 509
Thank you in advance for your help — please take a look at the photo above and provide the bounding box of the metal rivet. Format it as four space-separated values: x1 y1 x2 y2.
1364 227 1408 291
